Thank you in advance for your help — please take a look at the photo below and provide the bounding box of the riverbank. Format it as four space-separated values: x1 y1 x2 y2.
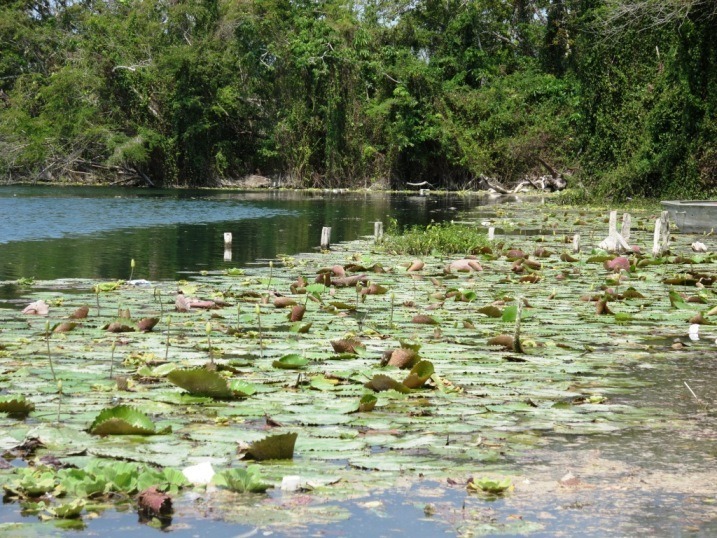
1 200 716 536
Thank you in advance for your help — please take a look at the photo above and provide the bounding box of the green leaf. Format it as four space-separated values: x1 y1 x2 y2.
357 394 377 412
272 354 309 370
402 360 435 389
0 395 35 418
48 498 85 519
212 466 270 493
467 477 513 495
89 405 162 436
167 367 234 399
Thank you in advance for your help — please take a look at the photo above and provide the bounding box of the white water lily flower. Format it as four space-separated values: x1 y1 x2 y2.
689 324 700 341
281 475 301 492
182 461 215 485
692 241 708 253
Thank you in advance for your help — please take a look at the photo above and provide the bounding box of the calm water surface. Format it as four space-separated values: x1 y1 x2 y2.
0 186 503 283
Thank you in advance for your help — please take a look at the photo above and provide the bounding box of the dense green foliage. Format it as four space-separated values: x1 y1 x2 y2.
0 0 715 197
381 221 488 255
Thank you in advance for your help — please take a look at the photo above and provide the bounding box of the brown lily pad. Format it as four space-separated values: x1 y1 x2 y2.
138 486 172 517
243 432 298 461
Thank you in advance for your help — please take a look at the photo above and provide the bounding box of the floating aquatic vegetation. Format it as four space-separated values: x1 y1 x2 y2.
0 395 35 418
272 354 309 370
2 200 716 533
242 432 298 461
212 466 271 493
167 368 255 398
89 405 170 435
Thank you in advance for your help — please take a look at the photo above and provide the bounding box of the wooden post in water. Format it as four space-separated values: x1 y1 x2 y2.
621 213 631 242
321 227 332 250
572 233 580 253
599 210 630 253
224 232 233 261
652 211 670 257
374 221 383 242
488 227 495 241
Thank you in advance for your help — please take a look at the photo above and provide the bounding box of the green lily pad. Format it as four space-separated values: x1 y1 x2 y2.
89 405 167 436
167 367 244 399
272 354 309 370
356 394 377 412
402 360 435 389
0 395 35 418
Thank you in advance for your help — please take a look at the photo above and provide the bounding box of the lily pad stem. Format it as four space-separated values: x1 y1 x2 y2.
45 321 57 384
165 316 171 362
56 380 62 425
155 288 164 316
513 298 525 354
109 339 117 379
206 322 214 365
256 305 264 359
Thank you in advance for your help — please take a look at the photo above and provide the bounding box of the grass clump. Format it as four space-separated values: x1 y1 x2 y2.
381 221 488 256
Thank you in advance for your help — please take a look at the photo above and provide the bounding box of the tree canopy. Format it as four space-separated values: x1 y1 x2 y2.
0 0 715 197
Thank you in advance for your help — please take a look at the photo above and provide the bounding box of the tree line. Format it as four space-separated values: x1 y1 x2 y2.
0 0 715 198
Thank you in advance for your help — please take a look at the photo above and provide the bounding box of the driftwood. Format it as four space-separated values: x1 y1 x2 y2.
536 157 568 191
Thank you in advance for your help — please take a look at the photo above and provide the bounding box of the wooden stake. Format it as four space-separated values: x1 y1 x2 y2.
621 213 631 242
572 233 580 253
374 221 383 242
653 211 670 257
321 227 331 249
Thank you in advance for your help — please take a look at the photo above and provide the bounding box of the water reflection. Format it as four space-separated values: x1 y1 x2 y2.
0 187 514 282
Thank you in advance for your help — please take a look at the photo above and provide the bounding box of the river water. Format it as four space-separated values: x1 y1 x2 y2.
0 186 505 283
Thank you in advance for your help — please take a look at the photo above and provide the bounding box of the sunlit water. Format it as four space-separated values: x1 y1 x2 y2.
0 187 505 284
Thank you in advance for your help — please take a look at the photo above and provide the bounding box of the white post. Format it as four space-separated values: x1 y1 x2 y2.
374 221 384 242
621 213 631 242
224 249 232 262
321 227 331 250
572 233 580 253
488 227 495 241
653 211 670 257
224 232 232 245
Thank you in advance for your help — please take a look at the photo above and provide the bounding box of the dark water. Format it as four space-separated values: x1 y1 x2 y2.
0 186 500 283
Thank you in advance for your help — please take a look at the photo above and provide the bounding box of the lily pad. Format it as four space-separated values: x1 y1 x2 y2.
89 405 167 436
272 354 309 370
364 375 411 394
0 395 35 418
244 432 298 461
402 360 435 389
167 368 251 399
